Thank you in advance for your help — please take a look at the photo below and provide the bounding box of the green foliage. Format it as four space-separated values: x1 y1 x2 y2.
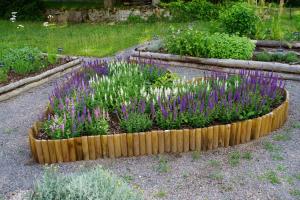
165 28 255 60
0 68 8 83
31 166 142 200
165 0 219 22
153 72 178 88
255 51 299 63
155 156 170 173
241 152 253 160
0 0 45 21
228 151 240 167
255 52 272 62
85 118 109 136
260 170 281 185
1 47 48 75
220 2 259 37
120 113 153 133
126 15 144 24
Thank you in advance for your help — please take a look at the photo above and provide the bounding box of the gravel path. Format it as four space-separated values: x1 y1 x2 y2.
1 64 300 200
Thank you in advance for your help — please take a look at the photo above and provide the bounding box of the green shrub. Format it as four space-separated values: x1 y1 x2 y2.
164 29 255 60
220 2 259 37
166 0 219 22
255 51 272 62
2 47 45 75
31 166 142 200
284 52 298 63
120 113 153 133
0 0 45 21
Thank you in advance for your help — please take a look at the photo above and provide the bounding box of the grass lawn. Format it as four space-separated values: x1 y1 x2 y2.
0 20 218 57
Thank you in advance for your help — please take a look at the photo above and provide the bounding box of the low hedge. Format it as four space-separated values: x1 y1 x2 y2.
164 29 255 60
31 166 142 200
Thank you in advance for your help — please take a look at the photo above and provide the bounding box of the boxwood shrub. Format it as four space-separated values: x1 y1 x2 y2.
220 2 259 37
164 28 255 60
31 166 142 200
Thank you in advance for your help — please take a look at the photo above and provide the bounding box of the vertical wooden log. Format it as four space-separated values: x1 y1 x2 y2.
54 140 63 163
195 128 202 151
267 113 273 134
171 130 177 153
61 139 70 162
41 140 50 164
207 126 213 150
75 137 83 160
127 134 133 157
202 128 208 151
158 130 164 154
230 123 237 146
94 135 102 158
120 134 128 157
189 129 196 151
139 132 146 156
114 134 122 158
177 130 184 153
260 115 267 137
35 140 44 164
251 119 257 139
146 132 152 155
164 130 171 152
236 122 241 145
81 136 89 160
183 129 190 152
88 136 96 160
28 129 38 162
224 124 231 147
68 138 76 162
246 120 252 142
240 121 247 144
107 135 115 158
219 125 225 147
255 117 262 139
47 140 57 163
213 126 219 149
133 133 140 156
152 131 158 155
101 135 108 158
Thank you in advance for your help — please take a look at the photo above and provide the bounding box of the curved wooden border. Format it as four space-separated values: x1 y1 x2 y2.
28 90 289 164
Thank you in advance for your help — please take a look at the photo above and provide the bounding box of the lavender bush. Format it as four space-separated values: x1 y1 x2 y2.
41 59 285 139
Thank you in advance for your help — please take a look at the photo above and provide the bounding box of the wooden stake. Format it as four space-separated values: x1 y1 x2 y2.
195 128 202 151
139 132 146 156
133 133 140 156
164 130 171 152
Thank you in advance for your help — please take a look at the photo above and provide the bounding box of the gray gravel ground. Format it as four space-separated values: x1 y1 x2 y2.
1 64 300 200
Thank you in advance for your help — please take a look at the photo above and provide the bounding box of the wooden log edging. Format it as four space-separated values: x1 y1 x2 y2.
0 59 82 95
28 90 289 164
131 51 300 75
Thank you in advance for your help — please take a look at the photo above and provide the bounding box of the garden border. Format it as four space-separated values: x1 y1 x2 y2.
0 58 82 102
28 89 289 164
130 51 300 81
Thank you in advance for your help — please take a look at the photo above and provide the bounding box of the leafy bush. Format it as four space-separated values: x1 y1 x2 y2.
31 166 142 200
2 47 46 75
120 113 153 133
220 2 259 37
166 0 219 22
164 29 255 60
285 52 298 63
0 0 45 21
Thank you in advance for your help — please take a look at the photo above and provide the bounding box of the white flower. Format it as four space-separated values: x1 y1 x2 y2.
43 22 49 27
11 12 18 15
48 15 54 19
10 17 16 22
17 24 24 29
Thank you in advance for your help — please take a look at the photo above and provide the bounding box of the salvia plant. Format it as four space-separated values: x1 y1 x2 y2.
41 59 285 139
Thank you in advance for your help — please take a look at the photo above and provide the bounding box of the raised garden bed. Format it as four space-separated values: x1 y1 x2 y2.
0 56 81 101
28 60 289 164
29 95 288 164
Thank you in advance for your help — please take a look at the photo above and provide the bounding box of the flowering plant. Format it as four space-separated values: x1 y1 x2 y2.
41 59 286 139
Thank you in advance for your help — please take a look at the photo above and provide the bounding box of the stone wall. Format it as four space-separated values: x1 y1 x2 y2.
45 6 170 23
